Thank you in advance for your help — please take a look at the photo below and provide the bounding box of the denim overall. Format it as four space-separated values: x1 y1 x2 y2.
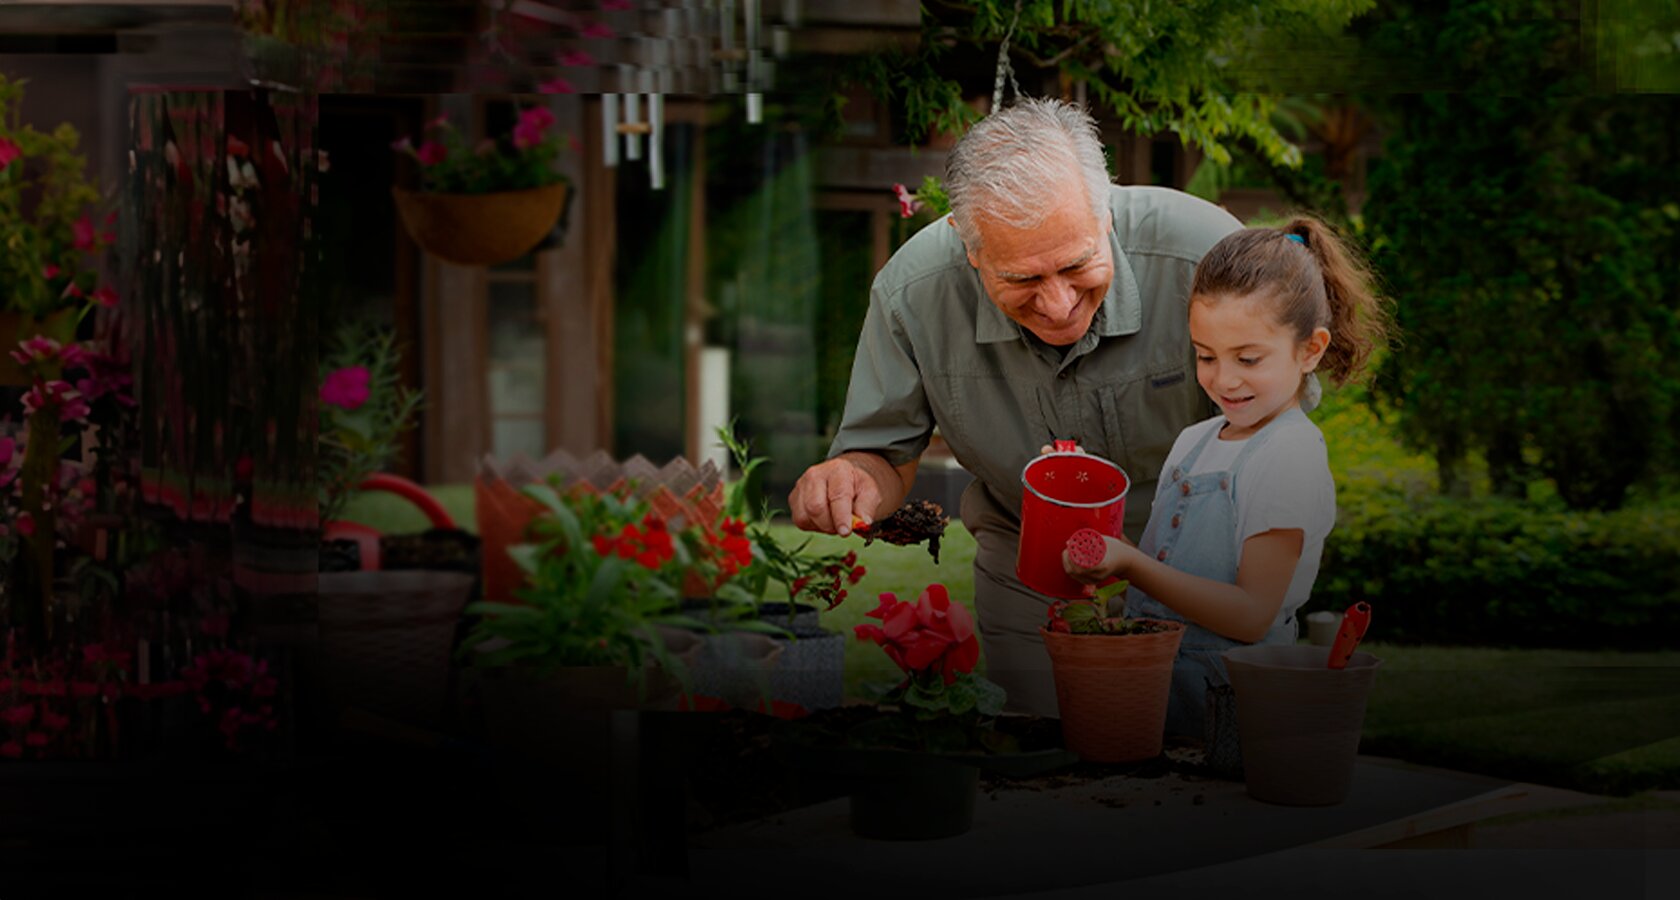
1124 408 1304 740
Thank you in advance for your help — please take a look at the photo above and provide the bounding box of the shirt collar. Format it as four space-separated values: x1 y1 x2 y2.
973 217 1142 344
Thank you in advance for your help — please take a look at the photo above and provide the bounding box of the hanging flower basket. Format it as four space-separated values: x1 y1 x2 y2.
391 183 567 267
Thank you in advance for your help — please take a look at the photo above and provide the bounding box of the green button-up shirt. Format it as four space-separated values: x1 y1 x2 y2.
829 185 1249 537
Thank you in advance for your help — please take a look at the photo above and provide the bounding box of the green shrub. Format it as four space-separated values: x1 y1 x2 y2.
1315 479 1680 649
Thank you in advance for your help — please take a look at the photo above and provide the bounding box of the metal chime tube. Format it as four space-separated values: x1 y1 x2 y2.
645 68 664 190
602 93 620 167
623 64 642 161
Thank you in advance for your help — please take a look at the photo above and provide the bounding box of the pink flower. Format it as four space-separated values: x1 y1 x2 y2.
0 136 20 171
42 264 60 280
41 710 70 732
73 216 96 251
0 741 18 759
513 106 557 149
9 335 61 367
0 436 12 468
91 286 119 308
390 136 414 154
578 20 614 38
557 49 596 67
320 366 371 410
894 183 923 219
22 381 91 423
415 140 448 166
537 77 576 95
23 732 47 749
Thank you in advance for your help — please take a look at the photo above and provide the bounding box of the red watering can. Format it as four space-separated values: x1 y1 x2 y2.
1017 440 1129 599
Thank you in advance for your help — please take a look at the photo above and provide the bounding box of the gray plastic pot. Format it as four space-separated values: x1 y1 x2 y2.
1222 643 1382 806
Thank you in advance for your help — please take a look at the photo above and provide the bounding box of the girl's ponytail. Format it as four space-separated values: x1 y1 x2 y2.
1283 218 1389 387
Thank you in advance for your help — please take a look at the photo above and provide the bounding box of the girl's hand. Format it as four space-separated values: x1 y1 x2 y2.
1062 535 1135 584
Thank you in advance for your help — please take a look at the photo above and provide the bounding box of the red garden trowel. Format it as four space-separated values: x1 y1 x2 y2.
1326 602 1373 670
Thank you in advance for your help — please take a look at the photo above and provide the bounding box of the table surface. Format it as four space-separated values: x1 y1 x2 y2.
685 754 1604 898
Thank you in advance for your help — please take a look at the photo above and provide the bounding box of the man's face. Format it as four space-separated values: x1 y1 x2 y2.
963 181 1112 346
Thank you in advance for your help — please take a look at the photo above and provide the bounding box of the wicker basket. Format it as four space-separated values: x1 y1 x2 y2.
392 183 567 267
1041 620 1185 763
316 570 475 729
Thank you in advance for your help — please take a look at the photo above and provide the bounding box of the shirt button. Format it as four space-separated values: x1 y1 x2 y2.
1180 482 1191 496
1171 515 1181 528
1156 548 1169 562
1058 371 1068 380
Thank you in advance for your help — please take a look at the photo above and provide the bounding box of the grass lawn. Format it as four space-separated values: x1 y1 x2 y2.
343 486 1680 795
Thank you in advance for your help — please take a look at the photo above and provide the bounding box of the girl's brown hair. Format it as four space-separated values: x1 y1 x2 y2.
1190 217 1390 387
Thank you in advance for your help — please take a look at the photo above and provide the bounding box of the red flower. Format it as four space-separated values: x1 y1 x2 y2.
227 134 250 158
1 704 34 727
42 710 70 732
537 77 576 95
73 215 96 251
854 585 980 684
416 140 448 166
24 732 48 748
91 286 119 308
0 741 18 758
848 566 867 584
0 136 20 171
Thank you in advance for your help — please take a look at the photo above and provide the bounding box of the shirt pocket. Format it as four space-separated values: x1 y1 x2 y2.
1101 364 1204 489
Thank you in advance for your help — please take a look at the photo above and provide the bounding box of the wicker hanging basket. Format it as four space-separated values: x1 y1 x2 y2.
392 182 567 267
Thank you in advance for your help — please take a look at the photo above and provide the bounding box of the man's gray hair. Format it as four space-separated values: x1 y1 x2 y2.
944 97 1112 253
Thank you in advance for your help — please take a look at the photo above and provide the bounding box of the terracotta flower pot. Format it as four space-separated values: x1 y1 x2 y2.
392 182 567 267
1040 620 1185 763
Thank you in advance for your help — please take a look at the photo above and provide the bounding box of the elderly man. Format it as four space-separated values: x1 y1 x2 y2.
790 97 1253 716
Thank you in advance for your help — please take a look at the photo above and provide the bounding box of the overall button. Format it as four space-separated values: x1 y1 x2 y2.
1180 481 1191 496
1171 515 1181 528
1156 548 1169 562
1171 468 1181 481
1220 478 1229 491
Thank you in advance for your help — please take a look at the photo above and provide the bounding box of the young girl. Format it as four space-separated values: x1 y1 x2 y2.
1063 218 1388 740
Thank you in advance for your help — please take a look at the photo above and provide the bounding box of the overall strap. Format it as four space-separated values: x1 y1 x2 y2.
1174 418 1226 474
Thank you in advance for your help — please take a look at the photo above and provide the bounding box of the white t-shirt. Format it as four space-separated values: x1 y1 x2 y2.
1158 413 1336 626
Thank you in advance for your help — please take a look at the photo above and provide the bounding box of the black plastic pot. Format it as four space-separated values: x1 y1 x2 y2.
848 750 981 840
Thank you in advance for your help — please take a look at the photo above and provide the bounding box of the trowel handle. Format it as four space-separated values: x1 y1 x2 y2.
1327 602 1372 670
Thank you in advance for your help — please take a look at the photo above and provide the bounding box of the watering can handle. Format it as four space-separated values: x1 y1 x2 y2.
1327 602 1373 669
1052 439 1079 453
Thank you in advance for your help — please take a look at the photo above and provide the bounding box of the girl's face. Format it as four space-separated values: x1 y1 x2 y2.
1190 294 1330 440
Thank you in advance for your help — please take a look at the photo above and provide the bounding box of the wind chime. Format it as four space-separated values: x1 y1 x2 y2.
600 0 800 189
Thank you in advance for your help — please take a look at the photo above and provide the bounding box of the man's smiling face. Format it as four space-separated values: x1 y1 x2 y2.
963 179 1112 347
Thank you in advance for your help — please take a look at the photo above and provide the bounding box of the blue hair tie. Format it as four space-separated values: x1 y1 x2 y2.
1285 233 1306 245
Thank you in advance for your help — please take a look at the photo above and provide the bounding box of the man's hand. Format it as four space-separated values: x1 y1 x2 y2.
789 455 885 537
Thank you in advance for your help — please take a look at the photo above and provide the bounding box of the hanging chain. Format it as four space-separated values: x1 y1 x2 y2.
991 0 1024 112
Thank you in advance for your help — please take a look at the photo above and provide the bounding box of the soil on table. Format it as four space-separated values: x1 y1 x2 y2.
678 707 1230 833
380 528 481 573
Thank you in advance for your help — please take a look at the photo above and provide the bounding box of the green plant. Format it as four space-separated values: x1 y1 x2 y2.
1043 595 1171 636
392 106 568 195
0 74 113 318
316 321 421 525
461 483 710 694
1364 0 1680 508
715 423 865 622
